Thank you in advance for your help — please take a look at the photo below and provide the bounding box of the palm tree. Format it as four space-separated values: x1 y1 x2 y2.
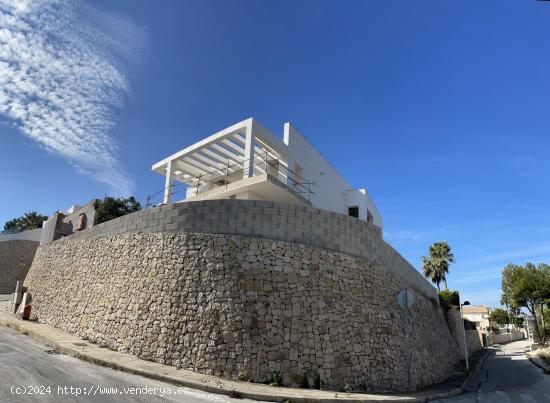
19 211 48 229
421 241 454 291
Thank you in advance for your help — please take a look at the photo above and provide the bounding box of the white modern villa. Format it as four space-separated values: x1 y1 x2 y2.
152 118 382 228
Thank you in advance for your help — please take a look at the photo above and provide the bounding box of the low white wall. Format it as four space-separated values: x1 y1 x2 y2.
447 310 483 357
488 332 524 345
0 228 42 242
466 330 482 355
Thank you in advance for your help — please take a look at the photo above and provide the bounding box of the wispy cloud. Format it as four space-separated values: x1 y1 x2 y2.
384 228 430 243
0 0 145 195
467 241 550 267
452 266 503 285
451 242 550 286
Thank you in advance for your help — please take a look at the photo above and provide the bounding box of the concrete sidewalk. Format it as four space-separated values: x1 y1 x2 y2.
0 294 13 313
0 312 469 403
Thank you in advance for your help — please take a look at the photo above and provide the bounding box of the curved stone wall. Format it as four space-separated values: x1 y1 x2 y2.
25 231 459 392
56 200 437 299
0 240 39 293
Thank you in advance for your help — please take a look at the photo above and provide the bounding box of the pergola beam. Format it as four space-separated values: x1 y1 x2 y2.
173 159 204 177
189 151 228 171
221 138 246 155
199 147 236 166
152 118 253 172
210 143 243 164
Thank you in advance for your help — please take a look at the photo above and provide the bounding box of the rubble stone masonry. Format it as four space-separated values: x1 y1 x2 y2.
25 200 460 391
54 200 437 299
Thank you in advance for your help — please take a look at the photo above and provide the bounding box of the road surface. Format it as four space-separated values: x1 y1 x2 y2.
0 325 254 402
434 339 550 403
2 320 548 403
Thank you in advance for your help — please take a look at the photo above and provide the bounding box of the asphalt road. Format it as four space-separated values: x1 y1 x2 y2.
2 318 548 403
434 339 550 403
0 325 255 403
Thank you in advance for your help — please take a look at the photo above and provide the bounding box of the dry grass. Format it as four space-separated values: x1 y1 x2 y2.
535 346 550 364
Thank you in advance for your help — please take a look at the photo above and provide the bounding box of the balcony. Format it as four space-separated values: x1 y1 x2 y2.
151 118 314 207
148 152 314 207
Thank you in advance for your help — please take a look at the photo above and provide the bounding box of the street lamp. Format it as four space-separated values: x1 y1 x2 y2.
460 301 470 370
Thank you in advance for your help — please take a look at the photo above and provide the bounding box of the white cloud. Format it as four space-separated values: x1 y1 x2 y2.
384 228 429 243
468 242 550 266
0 0 145 195
452 266 503 285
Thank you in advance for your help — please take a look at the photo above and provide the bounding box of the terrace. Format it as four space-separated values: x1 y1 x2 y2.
151 118 314 207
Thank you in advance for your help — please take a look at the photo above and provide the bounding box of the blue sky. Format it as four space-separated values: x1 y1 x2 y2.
1 0 550 307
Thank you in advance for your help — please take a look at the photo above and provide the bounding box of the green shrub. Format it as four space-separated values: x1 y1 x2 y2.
439 289 460 312
299 373 310 388
313 373 321 389
267 372 283 387
94 196 141 224
237 372 250 382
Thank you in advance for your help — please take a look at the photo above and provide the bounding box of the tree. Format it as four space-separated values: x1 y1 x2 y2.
94 196 141 225
501 263 550 343
422 242 454 291
489 307 509 327
439 289 460 309
3 211 48 230
3 218 20 230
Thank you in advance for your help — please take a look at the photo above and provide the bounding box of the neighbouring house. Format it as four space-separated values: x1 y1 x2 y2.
0 228 42 293
462 305 496 331
152 118 383 229
40 200 97 244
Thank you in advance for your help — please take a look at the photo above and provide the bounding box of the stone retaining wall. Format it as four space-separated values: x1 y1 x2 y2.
0 240 39 293
55 200 437 299
25 231 459 392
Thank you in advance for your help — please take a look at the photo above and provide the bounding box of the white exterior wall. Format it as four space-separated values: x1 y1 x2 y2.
284 123 382 228
0 228 43 242
462 312 491 330
235 190 264 200
155 119 383 229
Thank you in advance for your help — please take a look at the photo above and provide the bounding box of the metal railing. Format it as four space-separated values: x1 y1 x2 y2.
144 151 315 208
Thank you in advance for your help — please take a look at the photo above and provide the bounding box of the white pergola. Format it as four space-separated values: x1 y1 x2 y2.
152 118 290 204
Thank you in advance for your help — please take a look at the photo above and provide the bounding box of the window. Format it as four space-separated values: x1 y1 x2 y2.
367 210 374 223
348 206 359 218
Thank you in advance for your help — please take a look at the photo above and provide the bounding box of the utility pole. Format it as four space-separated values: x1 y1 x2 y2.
460 301 470 370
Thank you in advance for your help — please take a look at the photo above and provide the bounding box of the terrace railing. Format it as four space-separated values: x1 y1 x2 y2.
144 151 315 208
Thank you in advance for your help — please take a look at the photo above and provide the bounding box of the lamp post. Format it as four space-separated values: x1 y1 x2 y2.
460 301 470 370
